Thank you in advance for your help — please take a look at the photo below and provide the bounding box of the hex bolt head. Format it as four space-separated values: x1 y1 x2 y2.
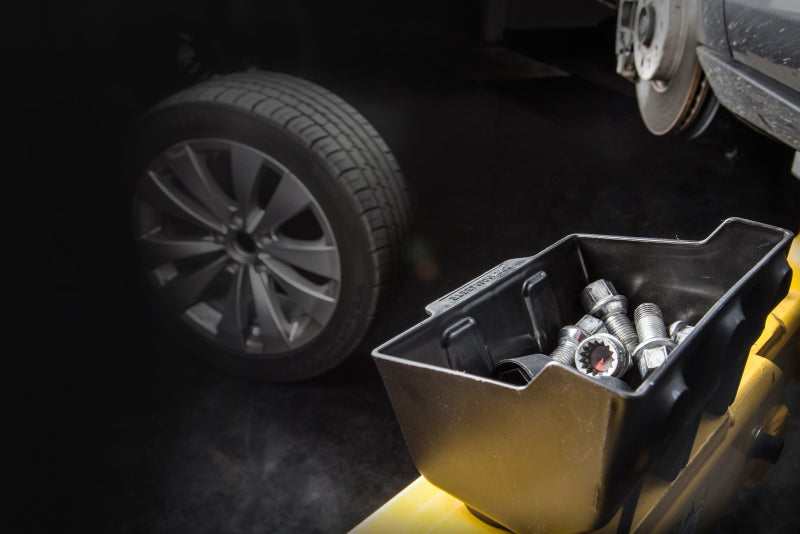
633 340 676 379
548 315 606 367
575 333 631 378
575 314 605 336
258 231 274 246
669 320 695 344
580 280 627 318
580 280 639 353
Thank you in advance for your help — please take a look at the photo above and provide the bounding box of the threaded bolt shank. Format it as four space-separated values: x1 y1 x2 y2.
604 313 639 354
548 325 586 367
633 303 676 379
634 303 669 341
550 342 578 367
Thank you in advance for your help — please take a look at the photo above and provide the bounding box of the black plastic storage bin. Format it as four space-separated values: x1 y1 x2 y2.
372 218 794 534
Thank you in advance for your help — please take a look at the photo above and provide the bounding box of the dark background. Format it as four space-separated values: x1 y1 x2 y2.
13 1 800 532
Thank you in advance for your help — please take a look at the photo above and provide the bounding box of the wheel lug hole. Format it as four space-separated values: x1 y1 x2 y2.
226 262 240 274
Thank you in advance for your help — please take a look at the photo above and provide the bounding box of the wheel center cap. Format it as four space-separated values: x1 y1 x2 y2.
235 232 257 254
630 0 691 82
226 231 258 263
637 5 655 46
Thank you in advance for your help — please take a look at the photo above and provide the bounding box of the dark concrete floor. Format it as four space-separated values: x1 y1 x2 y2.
18 5 800 534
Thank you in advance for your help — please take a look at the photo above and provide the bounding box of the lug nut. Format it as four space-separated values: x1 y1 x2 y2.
575 333 631 378
229 213 244 229
577 314 606 336
669 320 695 344
580 280 639 354
549 314 605 367
632 303 677 379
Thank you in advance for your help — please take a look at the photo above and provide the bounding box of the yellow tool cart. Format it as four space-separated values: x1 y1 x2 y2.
354 220 799 534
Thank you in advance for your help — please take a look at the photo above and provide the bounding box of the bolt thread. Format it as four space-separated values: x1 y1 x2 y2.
634 302 662 322
604 313 639 353
634 303 668 341
550 340 578 367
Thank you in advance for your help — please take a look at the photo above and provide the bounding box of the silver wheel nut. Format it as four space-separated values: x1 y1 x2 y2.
575 333 631 377
580 280 639 353
549 315 605 367
669 320 695 345
633 303 677 379
576 314 605 336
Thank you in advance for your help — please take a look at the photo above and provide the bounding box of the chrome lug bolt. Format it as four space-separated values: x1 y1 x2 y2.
580 279 639 354
229 213 244 229
633 303 677 379
669 320 695 345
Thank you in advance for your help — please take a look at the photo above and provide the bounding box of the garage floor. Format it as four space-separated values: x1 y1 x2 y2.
22 6 800 534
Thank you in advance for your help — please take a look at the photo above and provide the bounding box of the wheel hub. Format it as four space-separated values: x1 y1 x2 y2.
637 5 656 47
616 0 710 135
226 230 258 264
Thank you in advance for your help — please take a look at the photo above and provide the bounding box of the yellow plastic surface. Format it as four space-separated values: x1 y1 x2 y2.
752 235 800 381
353 236 800 534
352 477 503 534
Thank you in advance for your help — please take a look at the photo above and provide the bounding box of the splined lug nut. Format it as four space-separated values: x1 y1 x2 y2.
549 315 606 367
575 333 631 378
580 280 639 354
669 320 695 345
632 303 677 379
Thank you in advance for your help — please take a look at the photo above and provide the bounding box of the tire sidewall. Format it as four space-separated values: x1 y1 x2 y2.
126 102 378 381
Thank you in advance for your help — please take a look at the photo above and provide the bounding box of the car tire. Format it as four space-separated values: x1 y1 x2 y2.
127 70 409 381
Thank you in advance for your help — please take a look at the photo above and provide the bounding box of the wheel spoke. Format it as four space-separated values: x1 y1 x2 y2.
159 254 229 312
262 238 340 282
138 234 224 268
248 173 311 233
248 266 291 349
139 171 226 233
230 144 263 220
216 267 249 350
165 144 237 224
263 258 337 329
261 255 336 302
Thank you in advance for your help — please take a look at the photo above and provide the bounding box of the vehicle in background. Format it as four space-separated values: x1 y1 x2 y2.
611 0 799 173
